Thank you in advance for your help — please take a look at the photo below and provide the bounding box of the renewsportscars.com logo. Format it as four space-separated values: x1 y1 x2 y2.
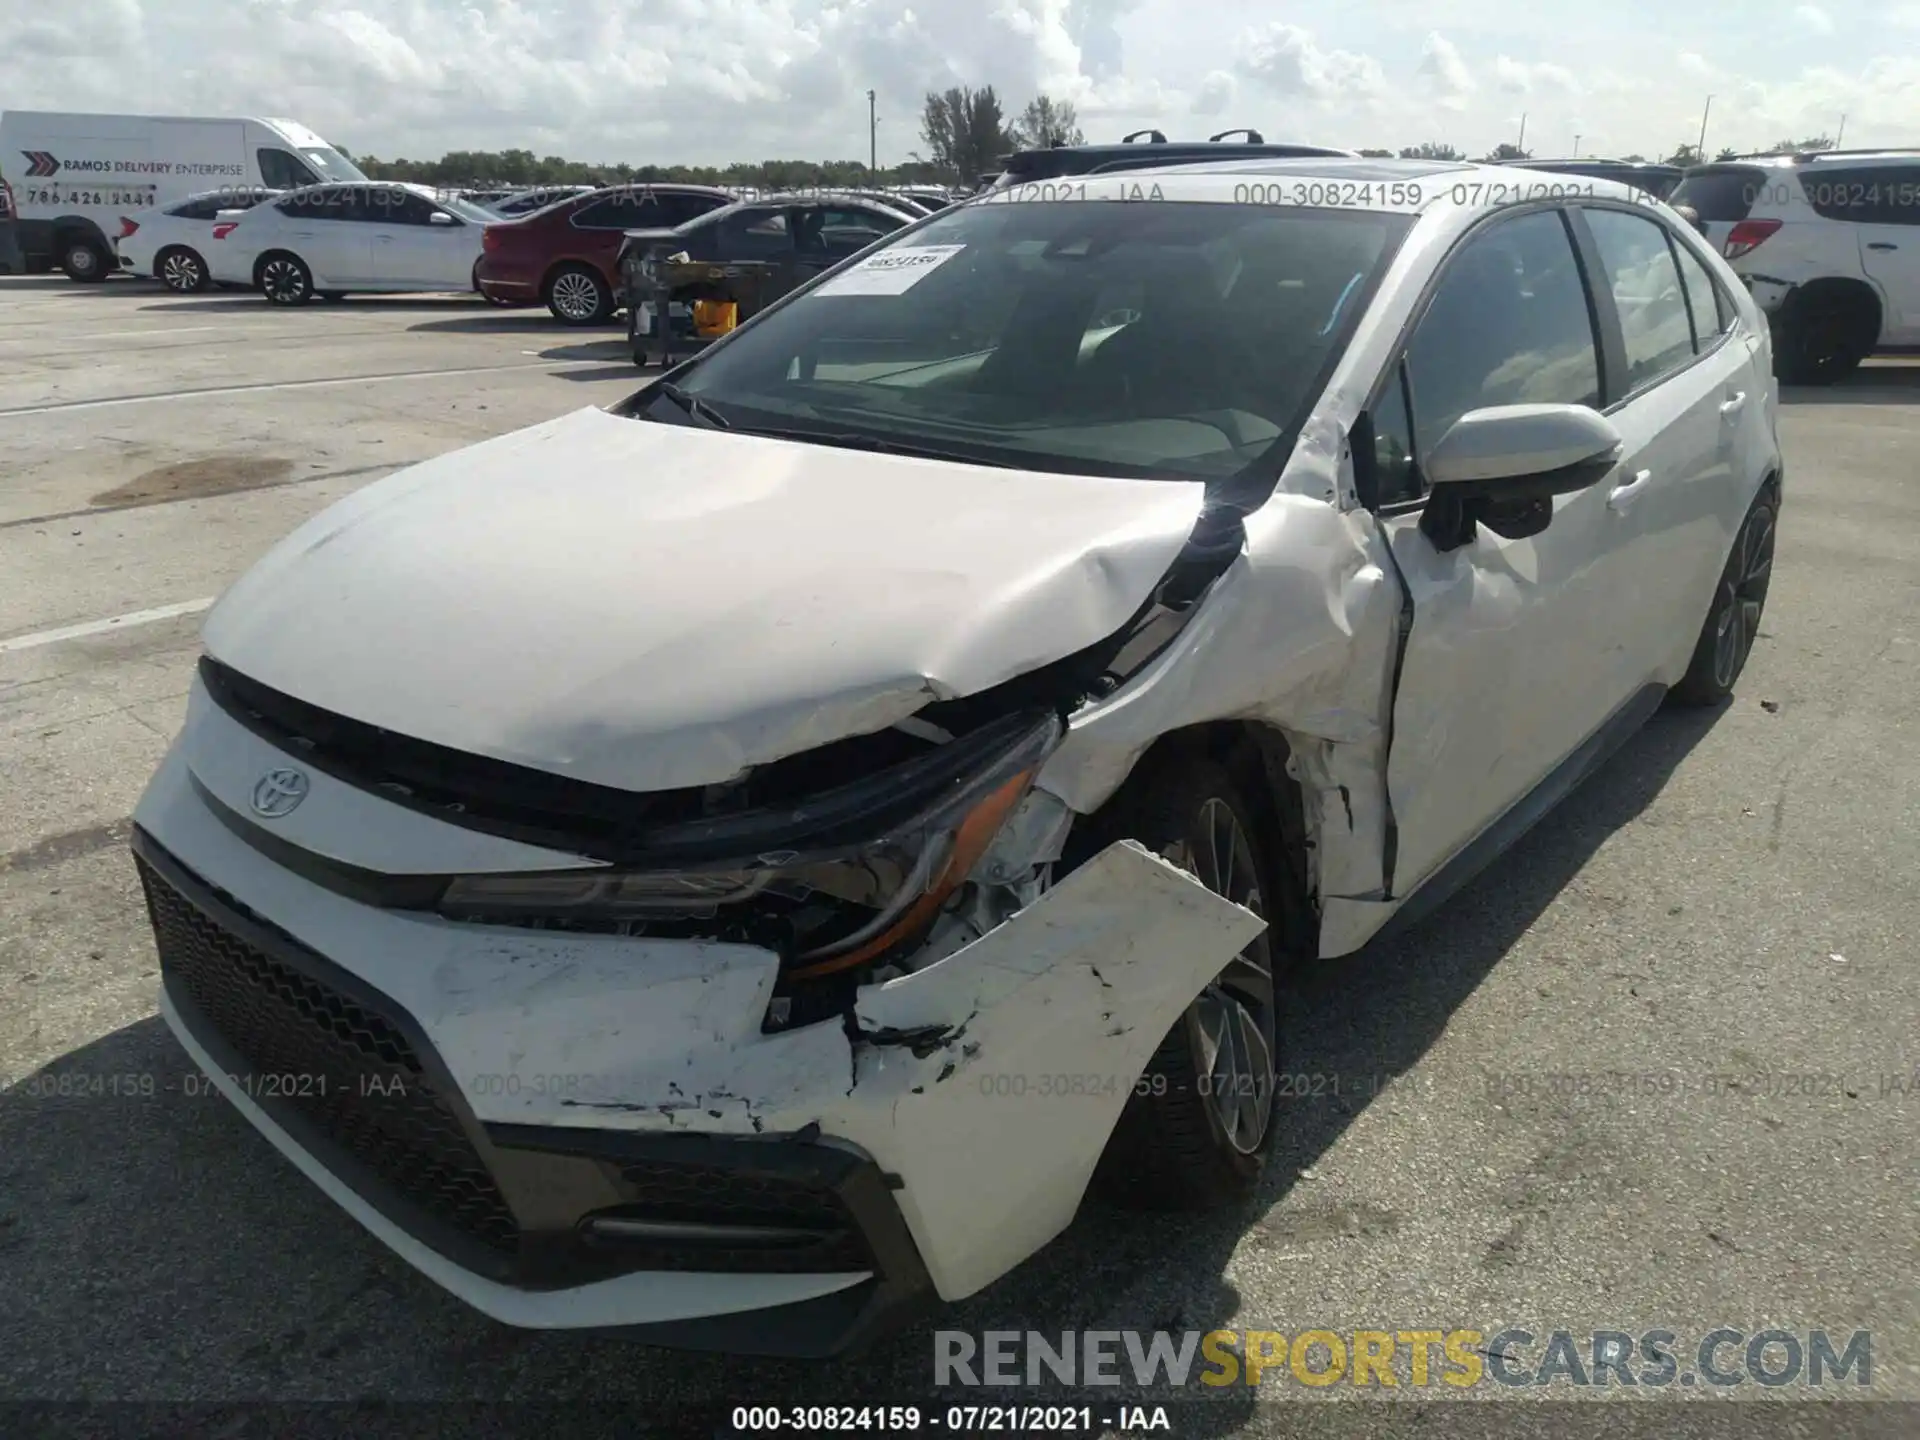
934 1327 1873 1389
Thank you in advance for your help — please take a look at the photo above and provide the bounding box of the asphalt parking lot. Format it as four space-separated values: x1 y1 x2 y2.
1 274 1916 1437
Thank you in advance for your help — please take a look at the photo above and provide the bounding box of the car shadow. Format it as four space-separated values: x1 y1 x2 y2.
1780 360 1920 406
408 314 615 335
132 295 498 314
0 705 1723 1421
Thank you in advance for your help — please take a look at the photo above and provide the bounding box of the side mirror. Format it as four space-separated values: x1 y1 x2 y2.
1420 403 1623 551
429 211 456 225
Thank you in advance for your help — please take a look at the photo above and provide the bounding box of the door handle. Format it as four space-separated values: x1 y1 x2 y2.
1719 390 1747 415
1867 241 1898 252
1608 468 1653 512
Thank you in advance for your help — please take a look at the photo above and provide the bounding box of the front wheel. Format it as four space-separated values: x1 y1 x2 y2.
258 253 313 306
1670 487 1777 706
1072 754 1290 1210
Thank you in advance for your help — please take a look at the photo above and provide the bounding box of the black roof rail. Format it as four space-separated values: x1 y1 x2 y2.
1121 129 1168 144
1208 128 1265 144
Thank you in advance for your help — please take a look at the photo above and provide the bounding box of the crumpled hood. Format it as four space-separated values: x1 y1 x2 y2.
203 406 1207 792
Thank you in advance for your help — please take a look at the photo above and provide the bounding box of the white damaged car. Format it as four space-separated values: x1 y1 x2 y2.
131 158 1782 1353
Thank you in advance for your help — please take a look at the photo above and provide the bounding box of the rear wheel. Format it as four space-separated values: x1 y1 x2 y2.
546 263 611 325
60 237 111 282
1773 290 1876 386
1072 753 1292 1210
1670 486 1778 706
257 253 313 306
156 246 208 294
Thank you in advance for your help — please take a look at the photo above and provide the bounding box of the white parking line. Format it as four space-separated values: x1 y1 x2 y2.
0 358 595 418
0 598 215 654
0 325 232 343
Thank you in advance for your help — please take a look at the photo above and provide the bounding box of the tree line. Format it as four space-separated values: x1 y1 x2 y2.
339 127 1840 193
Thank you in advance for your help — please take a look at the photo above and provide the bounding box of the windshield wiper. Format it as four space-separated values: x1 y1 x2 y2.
648 381 731 429
731 424 998 467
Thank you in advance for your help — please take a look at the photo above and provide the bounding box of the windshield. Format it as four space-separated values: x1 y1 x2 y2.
653 200 1409 482
303 145 367 183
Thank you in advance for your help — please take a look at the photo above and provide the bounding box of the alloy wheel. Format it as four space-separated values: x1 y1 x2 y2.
261 258 307 304
550 271 603 321
161 251 204 293
1711 502 1776 690
1171 798 1276 1156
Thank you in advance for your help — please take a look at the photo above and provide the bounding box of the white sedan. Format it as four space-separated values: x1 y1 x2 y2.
115 187 282 293
206 181 496 304
131 159 1781 1353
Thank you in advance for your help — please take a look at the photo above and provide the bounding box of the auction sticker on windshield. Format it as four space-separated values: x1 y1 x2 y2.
814 245 966 296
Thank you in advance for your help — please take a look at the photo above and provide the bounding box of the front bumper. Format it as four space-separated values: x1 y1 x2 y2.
131 679 1261 1343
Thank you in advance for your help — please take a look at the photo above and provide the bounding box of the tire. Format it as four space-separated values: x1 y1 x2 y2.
257 252 313 306
545 263 611 325
1067 752 1292 1210
1772 292 1874 386
60 237 111 282
316 292 345 303
1669 486 1778 707
155 246 209 294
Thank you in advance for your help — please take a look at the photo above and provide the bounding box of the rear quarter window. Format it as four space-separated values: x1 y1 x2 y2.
1669 168 1768 223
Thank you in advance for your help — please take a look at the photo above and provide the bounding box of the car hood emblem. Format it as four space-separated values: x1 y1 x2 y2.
250 767 310 818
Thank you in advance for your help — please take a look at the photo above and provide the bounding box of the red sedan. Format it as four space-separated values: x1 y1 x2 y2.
475 184 735 325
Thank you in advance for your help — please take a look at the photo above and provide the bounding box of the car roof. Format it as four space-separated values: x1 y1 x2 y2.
984 156 1647 219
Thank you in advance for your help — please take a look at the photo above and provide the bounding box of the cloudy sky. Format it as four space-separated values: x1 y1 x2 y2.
3 0 1917 167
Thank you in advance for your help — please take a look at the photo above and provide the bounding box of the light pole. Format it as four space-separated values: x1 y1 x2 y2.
1835 113 1847 147
1517 111 1528 154
1573 133 1581 158
868 90 877 175
1697 94 1712 162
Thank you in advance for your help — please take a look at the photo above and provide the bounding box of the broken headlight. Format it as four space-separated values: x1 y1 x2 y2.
436 711 1063 977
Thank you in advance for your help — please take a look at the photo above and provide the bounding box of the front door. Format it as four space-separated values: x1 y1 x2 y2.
1368 206 1649 899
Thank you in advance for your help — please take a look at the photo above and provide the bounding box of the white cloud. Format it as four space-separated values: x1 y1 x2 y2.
1417 32 1476 112
1190 69 1237 118
1793 4 1835 35
1492 56 1581 96
1233 23 1387 106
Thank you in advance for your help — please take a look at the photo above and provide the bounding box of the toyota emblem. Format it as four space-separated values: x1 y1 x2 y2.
250 767 310 818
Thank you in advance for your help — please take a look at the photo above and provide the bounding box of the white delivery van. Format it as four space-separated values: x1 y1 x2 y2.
0 112 367 281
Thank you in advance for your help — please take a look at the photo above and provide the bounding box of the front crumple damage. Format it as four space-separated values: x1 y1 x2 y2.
430 840 1264 1301
198 405 1210 793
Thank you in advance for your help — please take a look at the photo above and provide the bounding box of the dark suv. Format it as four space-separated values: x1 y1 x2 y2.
1495 158 1685 200
988 129 1356 187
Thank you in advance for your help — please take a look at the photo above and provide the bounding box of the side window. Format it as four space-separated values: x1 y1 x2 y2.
658 193 724 227
257 148 319 190
1402 209 1602 473
1669 235 1734 352
276 191 334 221
1584 208 1696 390
574 196 637 229
167 197 222 221
715 208 793 258
1797 166 1920 225
382 191 437 225
1369 364 1422 507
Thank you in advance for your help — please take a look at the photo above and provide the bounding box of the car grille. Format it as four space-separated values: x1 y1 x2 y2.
137 854 519 1256
604 1160 872 1273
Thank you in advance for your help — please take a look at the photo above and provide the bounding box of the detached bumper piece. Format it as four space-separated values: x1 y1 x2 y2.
131 829 935 1355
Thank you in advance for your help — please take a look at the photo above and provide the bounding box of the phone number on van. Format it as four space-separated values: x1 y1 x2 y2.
19 187 159 207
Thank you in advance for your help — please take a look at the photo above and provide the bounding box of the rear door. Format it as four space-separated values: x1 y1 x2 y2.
296 186 374 284
1573 203 1760 665
1369 206 1648 898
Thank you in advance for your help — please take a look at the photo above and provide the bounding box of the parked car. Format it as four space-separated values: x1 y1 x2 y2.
614 191 918 361
1493 158 1685 200
130 157 1781 1354
475 183 735 324
114 186 282 293
207 182 497 305
985 128 1357 188
0 110 364 280
1669 148 1920 383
